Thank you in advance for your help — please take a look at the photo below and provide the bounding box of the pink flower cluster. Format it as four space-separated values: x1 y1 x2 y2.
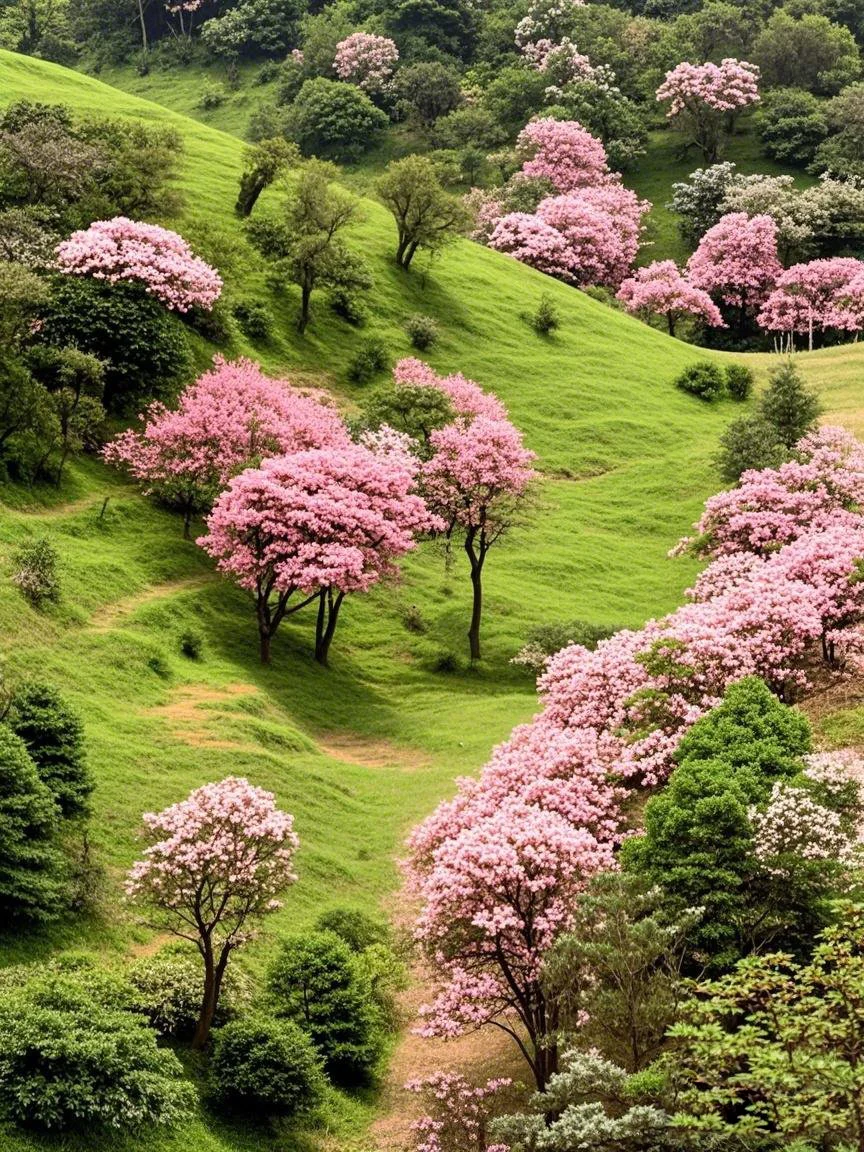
758 258 864 348
522 36 593 81
657 58 760 118
406 1072 511 1152
393 358 509 421
616 259 725 334
104 356 347 523
749 776 859 875
687 212 781 312
126 776 299 930
56 216 222 312
333 32 399 93
516 117 610 191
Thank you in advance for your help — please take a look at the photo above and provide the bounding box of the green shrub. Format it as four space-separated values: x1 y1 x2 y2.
724 363 754 401
512 620 616 674
7 680 91 817
759 360 822 447
716 416 787 483
529 292 560 336
0 726 66 922
11 538 60 607
268 931 383 1085
315 908 390 953
285 78 388 161
129 946 251 1039
179 628 204 660
0 965 194 1132
210 1015 324 1115
232 299 274 341
349 336 391 384
674 361 726 402
405 313 440 351
330 285 368 326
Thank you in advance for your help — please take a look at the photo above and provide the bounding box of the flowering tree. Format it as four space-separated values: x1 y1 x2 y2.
55 217 222 313
423 416 536 660
105 357 347 537
758 258 864 350
126 776 299 1049
686 212 781 328
487 212 576 280
405 1072 511 1152
199 443 437 665
334 32 399 94
657 59 760 162
393 358 508 421
616 260 725 335
516 118 610 192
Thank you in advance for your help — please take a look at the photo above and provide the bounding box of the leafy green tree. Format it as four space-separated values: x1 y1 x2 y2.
757 87 829 167
396 61 463 127
377 155 469 269
384 0 478 60
268 930 383 1085
7 681 92 818
0 260 49 348
285 77 388 161
0 726 66 922
758 360 822 448
235 136 299 217
210 1016 325 1114
716 416 787 483
360 379 454 457
812 81 864 178
753 10 860 94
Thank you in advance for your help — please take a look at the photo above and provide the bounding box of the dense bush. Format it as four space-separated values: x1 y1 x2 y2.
11 537 60 607
529 293 561 336
395 62 463 127
232 299 274 341
314 907 389 953
716 417 787 483
724 363 754 401
0 964 195 1131
758 360 822 447
42 279 191 412
284 78 388 161
674 361 726 402
405 313 440 351
129 946 251 1038
512 620 616 674
268 930 383 1085
757 87 829 166
210 1015 325 1114
7 680 91 817
348 335 390 384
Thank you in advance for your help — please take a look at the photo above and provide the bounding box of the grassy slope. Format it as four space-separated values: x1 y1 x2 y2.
2 48 864 1151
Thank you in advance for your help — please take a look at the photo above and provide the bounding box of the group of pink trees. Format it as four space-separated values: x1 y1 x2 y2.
55 217 222 313
616 260 723 336
758 258 864 350
656 58 760 162
406 423 864 1091
106 355 535 665
484 119 650 289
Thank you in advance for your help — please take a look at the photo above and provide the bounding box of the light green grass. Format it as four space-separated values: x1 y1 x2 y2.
1 48 864 1152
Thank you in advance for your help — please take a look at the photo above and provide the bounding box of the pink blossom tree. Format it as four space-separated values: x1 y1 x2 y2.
422 416 536 660
686 212 781 330
758 258 864 351
516 118 610 192
656 58 760 162
487 212 576 280
616 259 725 335
105 357 348 537
334 32 399 93
405 1072 511 1152
55 217 222 313
393 358 508 421
199 443 438 665
126 776 299 1049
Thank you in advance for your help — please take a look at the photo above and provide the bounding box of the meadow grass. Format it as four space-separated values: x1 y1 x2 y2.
0 49 863 1152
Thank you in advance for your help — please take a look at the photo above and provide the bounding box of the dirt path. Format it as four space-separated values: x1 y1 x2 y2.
87 574 215 633
146 682 259 748
317 731 431 773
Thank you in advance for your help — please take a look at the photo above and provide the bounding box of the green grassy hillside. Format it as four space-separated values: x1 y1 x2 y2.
1 48 864 1152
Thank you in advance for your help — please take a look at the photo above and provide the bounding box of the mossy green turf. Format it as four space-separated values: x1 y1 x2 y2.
1 48 863 1152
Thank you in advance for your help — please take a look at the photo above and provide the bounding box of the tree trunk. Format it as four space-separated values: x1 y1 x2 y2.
465 532 484 662
395 231 410 267
667 313 676 337
182 504 192 540
403 241 420 270
192 943 216 1050
256 596 272 664
314 588 344 666
298 283 312 333
137 0 148 52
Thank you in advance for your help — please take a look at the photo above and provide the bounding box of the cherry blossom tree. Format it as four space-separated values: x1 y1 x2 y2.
422 416 536 660
105 357 348 537
757 258 864 351
55 217 222 313
405 1072 511 1152
686 212 781 329
487 212 576 281
126 776 299 1049
516 118 610 192
199 443 438 665
616 259 725 335
393 358 508 421
656 59 760 162
334 32 399 94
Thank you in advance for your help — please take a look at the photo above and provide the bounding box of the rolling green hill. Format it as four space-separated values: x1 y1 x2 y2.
1 48 863 1152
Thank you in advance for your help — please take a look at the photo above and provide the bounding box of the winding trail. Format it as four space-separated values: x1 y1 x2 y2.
87 574 216 633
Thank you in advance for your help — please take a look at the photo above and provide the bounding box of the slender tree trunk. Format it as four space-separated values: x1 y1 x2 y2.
182 503 193 540
465 530 485 662
192 941 216 1050
395 230 410 267
137 0 148 52
298 282 312 333
403 241 420 270
667 313 676 337
314 588 344 666
256 595 272 664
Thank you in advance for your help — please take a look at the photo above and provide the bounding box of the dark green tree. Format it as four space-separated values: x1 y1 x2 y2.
8 681 92 817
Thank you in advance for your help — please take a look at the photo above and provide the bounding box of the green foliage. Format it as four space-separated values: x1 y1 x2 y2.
348 335 391 384
285 78 388 161
42 278 191 412
674 361 726 402
129 946 251 1039
405 313 440 351
512 619 615 673
757 87 829 167
268 930 384 1085
813 82 864 177
377 155 469 270
7 680 91 817
314 907 389 953
199 0 305 61
671 904 864 1148
529 292 561 336
0 963 195 1131
179 628 204 660
724 362 753 401
231 299 274 341
758 360 822 448
0 725 66 923
716 416 787 483
359 378 454 456
198 81 227 110
11 537 60 607
234 136 298 218
395 62 463 128
753 10 860 95
210 1015 325 1115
